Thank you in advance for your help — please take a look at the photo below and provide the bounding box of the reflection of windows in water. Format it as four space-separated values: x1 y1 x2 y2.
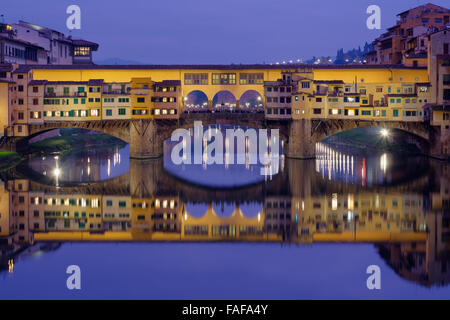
184 225 208 235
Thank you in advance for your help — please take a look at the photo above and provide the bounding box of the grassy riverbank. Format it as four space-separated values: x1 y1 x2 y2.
0 151 23 171
27 133 127 155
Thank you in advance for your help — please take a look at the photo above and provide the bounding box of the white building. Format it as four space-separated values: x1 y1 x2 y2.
0 21 98 65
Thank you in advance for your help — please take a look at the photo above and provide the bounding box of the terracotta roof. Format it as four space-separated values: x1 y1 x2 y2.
28 80 48 85
72 39 99 50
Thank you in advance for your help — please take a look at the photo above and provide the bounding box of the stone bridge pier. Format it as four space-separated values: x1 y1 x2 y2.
129 120 164 159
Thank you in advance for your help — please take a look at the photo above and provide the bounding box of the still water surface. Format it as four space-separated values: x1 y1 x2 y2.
0 128 449 299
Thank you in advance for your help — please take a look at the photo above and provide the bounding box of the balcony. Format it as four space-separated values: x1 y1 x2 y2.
103 90 129 95
44 91 87 98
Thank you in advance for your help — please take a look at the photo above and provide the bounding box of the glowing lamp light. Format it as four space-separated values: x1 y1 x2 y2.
53 168 61 177
380 128 389 137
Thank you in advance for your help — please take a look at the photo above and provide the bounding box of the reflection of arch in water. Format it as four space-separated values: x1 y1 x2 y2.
239 202 263 218
212 91 236 110
212 202 236 218
239 90 263 109
185 90 209 109
184 202 209 218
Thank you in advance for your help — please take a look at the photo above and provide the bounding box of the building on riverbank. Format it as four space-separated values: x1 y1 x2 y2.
0 20 98 65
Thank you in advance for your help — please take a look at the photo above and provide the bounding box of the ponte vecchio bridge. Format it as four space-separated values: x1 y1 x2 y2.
1 64 449 159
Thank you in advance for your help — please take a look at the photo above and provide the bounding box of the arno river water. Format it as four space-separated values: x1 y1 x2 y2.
0 126 449 299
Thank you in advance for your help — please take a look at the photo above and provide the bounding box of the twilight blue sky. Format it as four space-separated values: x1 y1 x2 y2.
2 0 449 64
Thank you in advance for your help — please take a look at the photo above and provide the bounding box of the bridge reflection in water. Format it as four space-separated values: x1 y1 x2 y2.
0 142 449 288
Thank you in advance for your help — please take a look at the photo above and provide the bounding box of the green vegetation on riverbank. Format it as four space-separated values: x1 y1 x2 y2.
27 133 127 155
0 151 23 171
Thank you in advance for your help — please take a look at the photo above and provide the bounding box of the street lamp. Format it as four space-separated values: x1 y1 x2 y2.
380 128 389 137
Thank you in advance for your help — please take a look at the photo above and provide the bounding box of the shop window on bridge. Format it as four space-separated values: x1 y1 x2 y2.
239 73 263 85
132 109 148 115
212 73 236 85
393 109 399 117
313 108 321 114
301 82 310 89
344 96 359 103
184 73 208 85
404 111 417 117
361 110 371 116
344 109 357 116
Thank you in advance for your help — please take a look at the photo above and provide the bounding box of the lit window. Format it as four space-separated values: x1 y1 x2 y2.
332 193 338 211
74 47 91 56
91 198 99 208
